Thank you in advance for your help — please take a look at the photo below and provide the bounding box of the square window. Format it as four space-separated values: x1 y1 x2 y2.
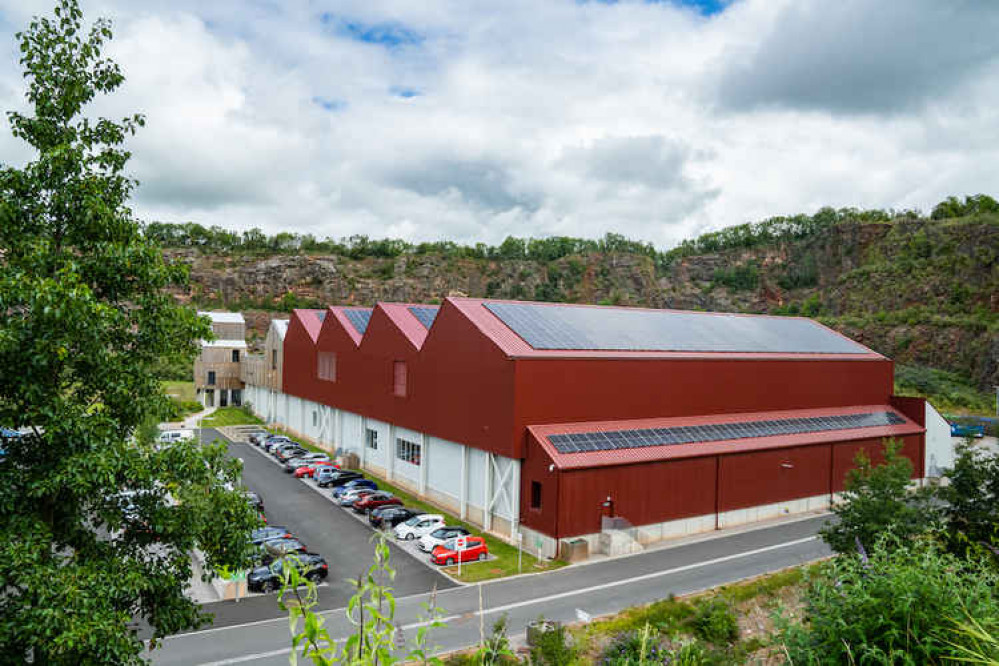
271 349 278 370
365 428 378 450
207 371 216 386
317 352 336 381
395 438 421 465
530 481 542 510
232 349 240 363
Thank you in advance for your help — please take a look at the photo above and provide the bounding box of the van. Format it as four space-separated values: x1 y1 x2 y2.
157 430 194 444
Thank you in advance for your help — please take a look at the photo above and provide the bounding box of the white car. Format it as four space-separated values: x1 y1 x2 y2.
418 526 471 552
157 429 194 444
393 514 445 541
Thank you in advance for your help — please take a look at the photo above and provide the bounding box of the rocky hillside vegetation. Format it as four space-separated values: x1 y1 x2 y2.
153 195 999 413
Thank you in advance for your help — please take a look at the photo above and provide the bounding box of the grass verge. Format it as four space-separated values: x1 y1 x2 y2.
201 406 264 427
162 380 195 402
366 477 566 583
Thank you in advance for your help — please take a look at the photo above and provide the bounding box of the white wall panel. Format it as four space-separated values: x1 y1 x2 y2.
466 447 487 509
427 437 462 499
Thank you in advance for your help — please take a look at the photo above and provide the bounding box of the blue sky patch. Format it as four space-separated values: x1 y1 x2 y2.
320 13 424 48
390 86 421 99
579 0 728 15
312 96 347 112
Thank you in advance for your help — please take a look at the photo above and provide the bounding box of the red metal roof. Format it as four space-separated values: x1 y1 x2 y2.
529 404 924 470
291 309 326 343
323 306 373 346
375 303 434 349
448 297 884 361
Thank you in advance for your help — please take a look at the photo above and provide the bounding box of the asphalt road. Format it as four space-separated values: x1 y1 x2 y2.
198 429 456 629
150 501 832 664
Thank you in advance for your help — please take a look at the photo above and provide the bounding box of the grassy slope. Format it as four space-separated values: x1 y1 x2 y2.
201 407 264 427
162 380 195 402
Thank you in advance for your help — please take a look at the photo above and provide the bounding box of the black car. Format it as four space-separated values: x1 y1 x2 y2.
260 537 307 565
247 553 328 593
250 525 292 546
315 469 364 488
368 506 416 529
270 441 300 457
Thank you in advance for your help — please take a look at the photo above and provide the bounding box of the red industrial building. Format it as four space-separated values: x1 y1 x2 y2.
243 297 945 558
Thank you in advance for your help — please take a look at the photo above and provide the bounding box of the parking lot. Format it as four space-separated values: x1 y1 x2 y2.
199 428 457 624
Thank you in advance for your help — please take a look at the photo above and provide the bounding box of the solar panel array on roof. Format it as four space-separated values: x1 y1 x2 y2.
408 306 439 329
316 311 326 322
343 309 372 334
547 411 906 454
484 302 869 354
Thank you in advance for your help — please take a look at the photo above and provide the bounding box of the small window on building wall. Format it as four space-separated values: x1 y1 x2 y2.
317 352 336 381
393 361 407 397
312 411 318 427
396 438 421 465
271 349 278 370
232 349 240 363
365 428 378 450
530 481 542 510
207 371 216 386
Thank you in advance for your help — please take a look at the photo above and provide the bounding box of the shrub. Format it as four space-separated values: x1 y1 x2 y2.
776 536 999 664
531 622 575 666
691 597 739 645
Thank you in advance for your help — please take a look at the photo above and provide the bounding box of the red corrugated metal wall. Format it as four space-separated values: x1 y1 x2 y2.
521 433 924 541
513 357 895 443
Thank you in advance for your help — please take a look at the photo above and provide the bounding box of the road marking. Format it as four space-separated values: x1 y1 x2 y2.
184 535 820 664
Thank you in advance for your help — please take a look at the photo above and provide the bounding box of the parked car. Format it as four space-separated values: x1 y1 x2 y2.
431 536 488 566
250 525 292 545
283 453 330 473
260 537 307 564
316 468 364 488
247 553 328 593
243 491 264 514
368 506 417 529
157 429 194 445
337 488 376 506
247 429 270 445
263 435 292 453
331 478 377 499
352 492 402 514
276 446 308 462
951 422 985 438
294 460 336 478
419 526 471 553
393 514 445 541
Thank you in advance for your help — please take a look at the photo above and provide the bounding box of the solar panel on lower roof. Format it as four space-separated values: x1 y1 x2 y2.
484 302 869 354
343 309 372 334
548 411 906 454
316 311 326 322
408 306 439 329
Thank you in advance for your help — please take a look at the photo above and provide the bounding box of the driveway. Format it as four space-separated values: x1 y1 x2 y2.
197 428 456 629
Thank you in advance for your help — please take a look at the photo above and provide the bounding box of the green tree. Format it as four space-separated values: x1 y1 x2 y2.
777 536 999 664
820 439 939 555
0 1 259 662
938 441 999 558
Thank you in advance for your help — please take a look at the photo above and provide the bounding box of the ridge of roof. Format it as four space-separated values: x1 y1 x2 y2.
291 309 325 343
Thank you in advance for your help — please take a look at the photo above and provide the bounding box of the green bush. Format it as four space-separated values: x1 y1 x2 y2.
531 622 575 666
691 597 739 645
776 536 999 664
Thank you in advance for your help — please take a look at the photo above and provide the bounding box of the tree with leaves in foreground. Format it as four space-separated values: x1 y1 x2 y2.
819 438 940 555
0 1 260 662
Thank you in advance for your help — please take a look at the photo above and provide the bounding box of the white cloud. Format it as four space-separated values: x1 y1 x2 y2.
0 0 997 248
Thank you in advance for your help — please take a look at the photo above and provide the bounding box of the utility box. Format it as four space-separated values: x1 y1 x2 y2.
561 538 589 563
340 452 360 470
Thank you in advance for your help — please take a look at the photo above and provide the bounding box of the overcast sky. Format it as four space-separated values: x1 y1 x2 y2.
1 0 998 248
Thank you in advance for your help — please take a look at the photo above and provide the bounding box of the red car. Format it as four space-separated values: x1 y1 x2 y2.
294 461 337 478
351 492 402 514
431 536 488 566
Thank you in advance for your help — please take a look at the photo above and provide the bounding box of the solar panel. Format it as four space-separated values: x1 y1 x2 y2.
408 306 439 329
343 309 372 334
484 302 868 354
316 311 327 322
547 411 907 454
